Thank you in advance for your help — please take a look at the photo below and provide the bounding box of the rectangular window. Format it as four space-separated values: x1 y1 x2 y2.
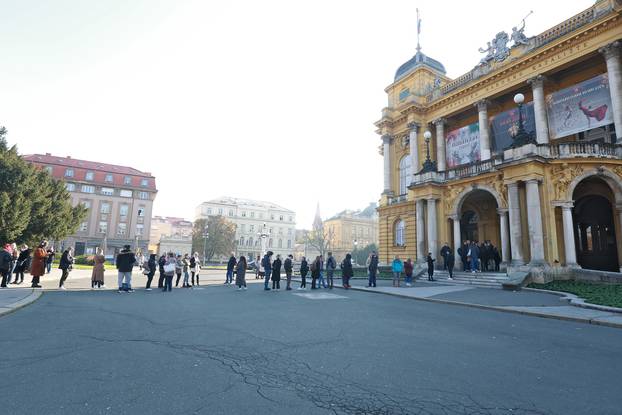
100 202 111 214
137 208 145 217
207 208 212 215
65 168 74 177
140 178 148 187
124 176 132 185
101 187 114 196
138 191 149 200
120 189 133 198
81 185 95 194
98 221 108 234
287 240 292 248
65 182 76 192
250 225 254 232
279 215 283 221
79 222 88 232
218 208 223 215
81 200 91 209
241 224 246 233
85 171 94 181
136 224 144 236
288 216 292 222
117 223 127 235
241 211 246 217
105 174 113 182
250 212 255 218
271 214 275 220
399 88 410 101
44 166 53 175
228 209 234 217
119 204 129 217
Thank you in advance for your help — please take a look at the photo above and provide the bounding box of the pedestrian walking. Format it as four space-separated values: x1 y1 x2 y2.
262 251 273 291
299 256 308 289
162 252 176 292
317 255 326 288
426 252 435 281
46 247 55 274
284 254 294 290
236 255 247 290
157 254 166 288
391 255 403 287
368 251 379 287
271 254 282 290
182 254 190 288
58 247 74 290
174 254 183 287
30 241 48 288
0 244 13 288
92 247 106 288
116 244 136 292
404 258 414 286
190 252 201 286
310 256 320 289
341 253 353 289
226 253 236 284
440 243 450 270
325 252 336 289
144 253 157 290
446 250 455 280
12 245 31 285
137 252 145 271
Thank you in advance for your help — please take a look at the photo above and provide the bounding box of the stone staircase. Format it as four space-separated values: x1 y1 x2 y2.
419 270 509 288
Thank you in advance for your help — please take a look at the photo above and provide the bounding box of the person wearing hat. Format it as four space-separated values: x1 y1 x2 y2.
116 244 136 292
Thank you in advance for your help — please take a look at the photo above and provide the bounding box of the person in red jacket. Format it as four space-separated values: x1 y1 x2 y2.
404 258 414 287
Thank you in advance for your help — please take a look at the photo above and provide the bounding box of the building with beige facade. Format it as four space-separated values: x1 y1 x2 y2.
24 153 157 256
376 0 622 281
149 216 193 255
324 203 379 261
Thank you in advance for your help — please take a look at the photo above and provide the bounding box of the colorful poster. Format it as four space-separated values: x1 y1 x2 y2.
489 102 535 152
445 123 480 168
546 73 613 139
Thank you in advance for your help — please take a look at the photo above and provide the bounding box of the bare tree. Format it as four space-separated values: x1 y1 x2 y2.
303 221 334 259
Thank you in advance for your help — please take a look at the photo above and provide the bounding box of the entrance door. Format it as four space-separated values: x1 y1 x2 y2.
460 210 479 242
574 195 619 272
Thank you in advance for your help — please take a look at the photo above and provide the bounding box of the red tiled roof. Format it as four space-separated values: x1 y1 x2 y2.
23 153 157 191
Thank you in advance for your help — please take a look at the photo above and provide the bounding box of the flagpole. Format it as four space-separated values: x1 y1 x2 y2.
416 8 421 52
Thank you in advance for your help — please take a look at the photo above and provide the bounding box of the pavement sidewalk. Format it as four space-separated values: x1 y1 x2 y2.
0 288 42 317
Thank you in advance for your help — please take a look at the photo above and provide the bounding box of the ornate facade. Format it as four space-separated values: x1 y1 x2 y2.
376 0 622 279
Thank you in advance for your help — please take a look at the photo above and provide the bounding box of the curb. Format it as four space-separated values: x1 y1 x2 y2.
522 287 622 315
341 285 622 329
0 289 44 318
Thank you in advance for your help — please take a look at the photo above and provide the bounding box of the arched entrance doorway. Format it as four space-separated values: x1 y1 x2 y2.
458 190 500 246
460 210 479 242
573 177 619 272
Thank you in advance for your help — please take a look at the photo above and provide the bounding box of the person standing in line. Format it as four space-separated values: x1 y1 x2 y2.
341 253 353 289
284 254 294 290
310 256 320 289
46 247 55 274
189 253 197 286
492 245 501 272
12 245 31 285
116 244 136 293
299 256 308 289
262 251 273 291
30 241 48 288
469 241 480 273
182 254 191 288
157 254 166 288
58 247 74 290
235 255 247 290
162 252 176 292
325 252 336 289
459 240 470 272
92 247 106 289
391 255 403 287
317 255 326 288
174 254 183 287
440 242 450 271
0 244 13 288
480 241 489 272
446 250 455 280
9 243 18 281
426 252 435 281
271 254 282 290
404 257 414 287
255 255 261 279
226 253 237 284
145 253 157 290
368 251 379 288
137 251 145 271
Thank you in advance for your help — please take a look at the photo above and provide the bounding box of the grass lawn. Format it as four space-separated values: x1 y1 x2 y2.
528 280 622 308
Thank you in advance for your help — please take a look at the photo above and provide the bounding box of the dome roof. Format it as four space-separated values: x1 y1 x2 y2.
394 51 446 81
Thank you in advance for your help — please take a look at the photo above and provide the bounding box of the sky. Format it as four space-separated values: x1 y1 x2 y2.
0 0 593 228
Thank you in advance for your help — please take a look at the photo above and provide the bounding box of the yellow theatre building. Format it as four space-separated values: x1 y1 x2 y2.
376 0 622 281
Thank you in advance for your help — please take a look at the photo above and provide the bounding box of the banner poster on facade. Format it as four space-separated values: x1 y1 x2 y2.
489 102 535 151
546 73 613 139
445 123 480 168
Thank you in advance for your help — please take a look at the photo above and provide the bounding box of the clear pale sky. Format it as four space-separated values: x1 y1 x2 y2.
0 0 593 228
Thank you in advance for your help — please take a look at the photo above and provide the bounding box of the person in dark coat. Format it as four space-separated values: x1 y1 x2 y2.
0 244 13 288
158 254 166 288
46 248 55 274
262 251 273 291
235 255 247 290
271 255 282 290
367 252 379 287
440 243 451 270
404 258 414 286
458 241 469 272
469 241 480 273
12 245 31 284
58 247 74 289
426 252 435 281
145 254 157 290
480 241 489 272
310 256 320 289
115 245 136 292
284 254 294 290
492 245 501 272
225 254 237 284
341 253 353 289
446 251 455 280
299 256 309 289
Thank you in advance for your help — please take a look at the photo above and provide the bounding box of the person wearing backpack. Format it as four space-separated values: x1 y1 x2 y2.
0 244 13 288
325 252 336 289
310 256 320 289
284 254 294 290
368 251 379 288
58 247 75 290
226 253 237 285
341 253 353 289
261 251 273 291
391 255 404 287
299 256 309 289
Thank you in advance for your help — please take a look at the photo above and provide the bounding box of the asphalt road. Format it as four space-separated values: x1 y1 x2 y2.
0 284 620 415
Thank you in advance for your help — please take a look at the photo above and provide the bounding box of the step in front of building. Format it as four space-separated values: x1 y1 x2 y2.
419 271 509 287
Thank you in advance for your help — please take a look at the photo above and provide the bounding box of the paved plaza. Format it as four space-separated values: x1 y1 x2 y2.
0 270 621 414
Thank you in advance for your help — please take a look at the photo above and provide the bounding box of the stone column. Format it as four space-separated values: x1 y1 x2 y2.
416 199 426 264
497 208 510 264
475 99 491 161
507 182 524 265
600 42 622 141
433 118 447 171
408 123 420 178
560 204 578 267
526 179 545 264
452 215 461 270
527 75 550 144
426 198 438 261
382 134 392 194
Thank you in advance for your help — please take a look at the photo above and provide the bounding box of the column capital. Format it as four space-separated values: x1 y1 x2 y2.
424 196 439 202
432 117 447 126
381 134 392 144
505 181 519 189
496 208 509 215
599 41 621 60
475 99 490 112
448 214 459 221
407 122 420 131
527 74 547 89
525 178 542 185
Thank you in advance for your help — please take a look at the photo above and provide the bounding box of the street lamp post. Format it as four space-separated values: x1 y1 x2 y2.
257 222 270 256
419 130 437 173
202 224 209 264
511 92 536 147
353 239 359 265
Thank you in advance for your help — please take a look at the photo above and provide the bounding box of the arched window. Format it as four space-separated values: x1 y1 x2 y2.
239 237 244 246
247 237 253 247
395 219 405 247
278 239 283 248
399 156 411 196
